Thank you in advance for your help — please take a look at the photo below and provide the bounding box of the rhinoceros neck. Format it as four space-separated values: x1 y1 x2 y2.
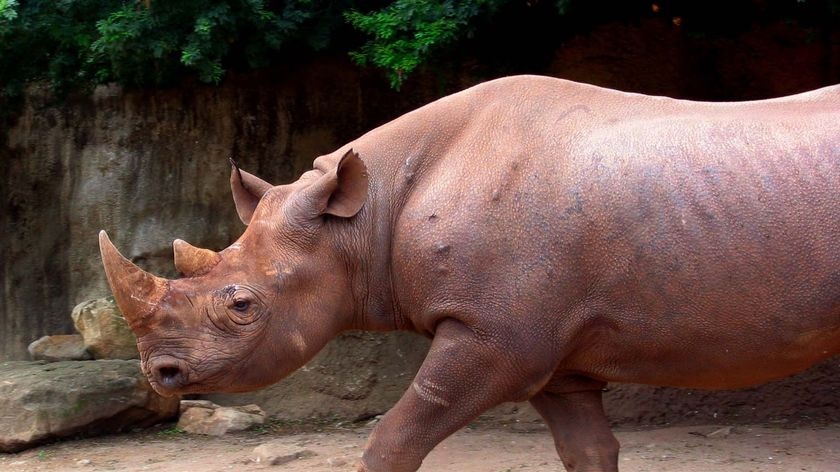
327 91 481 333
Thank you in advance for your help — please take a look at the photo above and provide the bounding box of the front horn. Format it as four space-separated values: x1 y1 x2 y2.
99 231 169 328
173 239 221 277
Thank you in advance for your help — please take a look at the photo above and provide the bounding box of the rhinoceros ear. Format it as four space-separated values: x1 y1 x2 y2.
325 149 368 217
230 159 273 225
297 149 368 220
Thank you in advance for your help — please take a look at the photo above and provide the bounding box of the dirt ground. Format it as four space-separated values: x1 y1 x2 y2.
1 420 838 472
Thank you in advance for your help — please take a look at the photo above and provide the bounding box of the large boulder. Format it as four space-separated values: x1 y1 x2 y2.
0 360 179 452
27 334 92 362
71 297 138 359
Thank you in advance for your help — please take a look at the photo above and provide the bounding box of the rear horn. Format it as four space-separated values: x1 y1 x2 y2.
173 239 221 277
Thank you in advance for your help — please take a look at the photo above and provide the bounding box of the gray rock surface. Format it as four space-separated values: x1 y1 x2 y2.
177 400 265 436
0 360 180 452
1 64 425 362
27 334 91 362
71 297 138 359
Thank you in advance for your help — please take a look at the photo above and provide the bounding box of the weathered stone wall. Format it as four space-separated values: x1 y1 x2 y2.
0 59 453 361
2 19 838 426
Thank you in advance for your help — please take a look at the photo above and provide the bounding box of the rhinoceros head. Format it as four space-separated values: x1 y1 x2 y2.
99 150 368 396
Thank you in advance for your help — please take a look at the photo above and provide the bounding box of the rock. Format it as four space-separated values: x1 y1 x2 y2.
0 360 179 452
27 335 91 362
253 442 316 465
706 426 734 438
236 404 266 416
179 399 218 414
177 401 265 436
71 297 138 359
327 456 348 467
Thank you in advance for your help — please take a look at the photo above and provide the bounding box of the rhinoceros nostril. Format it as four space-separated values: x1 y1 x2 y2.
155 365 184 389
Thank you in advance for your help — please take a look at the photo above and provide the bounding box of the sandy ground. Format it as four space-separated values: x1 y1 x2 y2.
1 421 838 472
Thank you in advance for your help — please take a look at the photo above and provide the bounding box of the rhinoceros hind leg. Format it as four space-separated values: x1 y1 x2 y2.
530 382 619 472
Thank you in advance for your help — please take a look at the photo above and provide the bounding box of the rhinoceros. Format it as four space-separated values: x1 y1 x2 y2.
99 75 839 471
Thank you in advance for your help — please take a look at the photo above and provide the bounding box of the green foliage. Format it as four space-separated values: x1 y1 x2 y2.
0 0 320 96
345 0 504 89
155 425 187 437
0 0 18 23
0 1 118 96
0 0 837 96
91 1 314 85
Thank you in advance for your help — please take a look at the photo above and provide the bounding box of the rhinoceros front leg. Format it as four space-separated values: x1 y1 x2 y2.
529 380 619 472
357 318 549 472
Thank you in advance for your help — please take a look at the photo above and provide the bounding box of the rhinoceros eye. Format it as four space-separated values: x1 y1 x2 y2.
218 285 264 325
231 299 250 312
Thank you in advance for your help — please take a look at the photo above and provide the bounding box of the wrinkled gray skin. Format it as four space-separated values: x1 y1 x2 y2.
100 76 840 472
